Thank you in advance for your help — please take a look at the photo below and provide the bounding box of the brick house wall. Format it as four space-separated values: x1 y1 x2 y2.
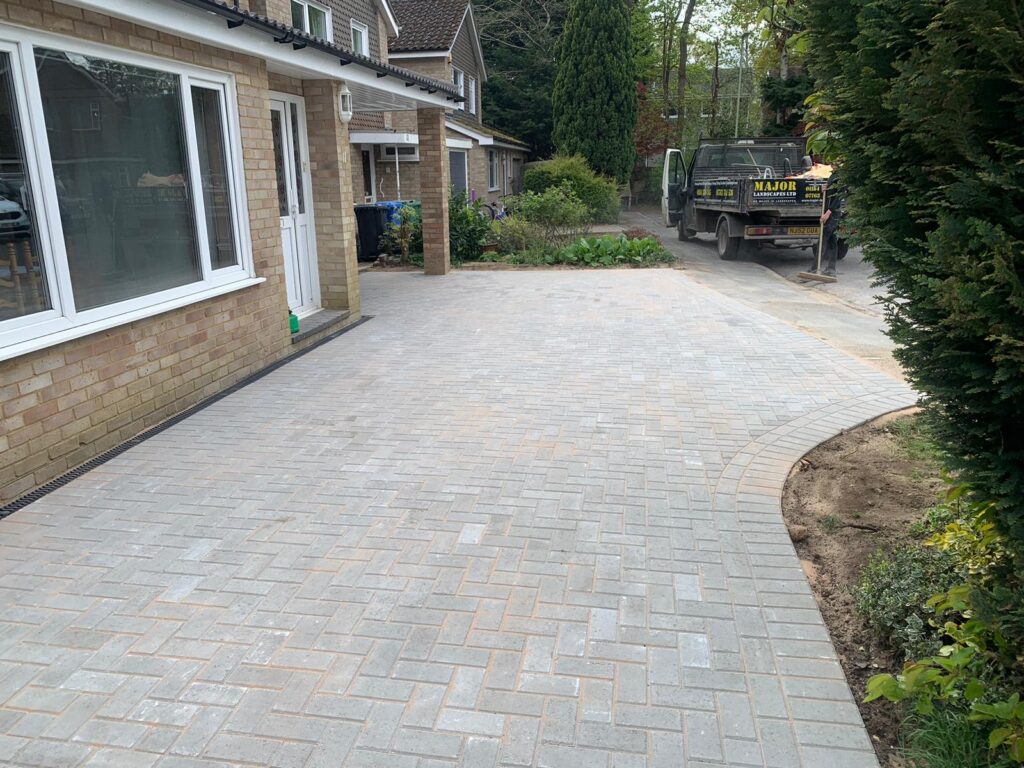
325 0 383 57
0 0 361 503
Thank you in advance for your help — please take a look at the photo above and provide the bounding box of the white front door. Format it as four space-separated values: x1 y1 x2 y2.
270 94 318 314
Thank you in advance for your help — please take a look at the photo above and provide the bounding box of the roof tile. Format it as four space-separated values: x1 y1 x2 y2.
389 0 469 53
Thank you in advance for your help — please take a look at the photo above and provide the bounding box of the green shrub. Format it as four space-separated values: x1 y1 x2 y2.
492 216 548 257
448 192 491 265
494 235 673 268
558 236 673 267
380 204 422 265
523 156 620 223
802 0 1024 550
504 183 590 245
854 544 963 661
865 490 1024 764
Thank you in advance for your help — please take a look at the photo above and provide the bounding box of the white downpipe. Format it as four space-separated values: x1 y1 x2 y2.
393 145 402 200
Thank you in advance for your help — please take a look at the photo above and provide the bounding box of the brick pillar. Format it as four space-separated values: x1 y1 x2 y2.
417 107 451 276
304 80 361 314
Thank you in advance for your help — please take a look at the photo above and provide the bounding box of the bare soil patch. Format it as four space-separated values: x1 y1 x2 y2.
783 410 942 767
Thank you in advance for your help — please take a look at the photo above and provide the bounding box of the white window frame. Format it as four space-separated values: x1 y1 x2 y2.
379 144 420 162
452 67 465 111
293 0 334 41
467 76 477 115
488 150 499 191
0 25 257 362
349 19 369 56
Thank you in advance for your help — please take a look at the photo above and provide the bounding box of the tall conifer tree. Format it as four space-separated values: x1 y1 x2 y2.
552 0 638 182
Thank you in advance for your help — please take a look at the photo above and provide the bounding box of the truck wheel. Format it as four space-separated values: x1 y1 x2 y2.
837 240 850 260
716 219 742 260
677 219 696 241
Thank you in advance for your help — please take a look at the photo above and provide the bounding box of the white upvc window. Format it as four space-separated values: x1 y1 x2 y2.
350 20 369 56
0 27 256 362
467 76 477 115
488 150 499 191
291 0 333 41
452 67 465 111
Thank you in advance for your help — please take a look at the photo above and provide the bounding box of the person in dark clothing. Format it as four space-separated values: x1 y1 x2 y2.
813 181 844 276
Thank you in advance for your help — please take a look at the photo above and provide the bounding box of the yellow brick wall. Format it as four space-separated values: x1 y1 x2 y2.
0 1 353 503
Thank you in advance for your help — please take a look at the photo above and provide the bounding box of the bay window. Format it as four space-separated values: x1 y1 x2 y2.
0 29 254 360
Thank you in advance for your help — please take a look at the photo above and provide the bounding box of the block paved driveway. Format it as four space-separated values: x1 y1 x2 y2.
0 270 914 767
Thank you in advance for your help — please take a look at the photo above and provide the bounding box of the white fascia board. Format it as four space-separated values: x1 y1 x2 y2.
375 0 401 37
352 132 472 150
461 5 487 83
56 0 453 109
351 131 418 145
446 120 493 145
388 51 450 60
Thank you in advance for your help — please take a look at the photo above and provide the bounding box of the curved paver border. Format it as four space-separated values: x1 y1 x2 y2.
712 391 917 767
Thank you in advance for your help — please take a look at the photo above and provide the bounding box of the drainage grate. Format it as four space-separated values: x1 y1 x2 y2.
0 315 374 519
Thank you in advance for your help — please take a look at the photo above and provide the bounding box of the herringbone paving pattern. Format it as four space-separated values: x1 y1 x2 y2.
0 270 914 767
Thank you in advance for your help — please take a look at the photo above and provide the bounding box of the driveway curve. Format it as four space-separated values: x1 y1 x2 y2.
0 270 914 767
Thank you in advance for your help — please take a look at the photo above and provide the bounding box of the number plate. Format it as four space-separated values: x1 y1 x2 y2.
786 226 820 236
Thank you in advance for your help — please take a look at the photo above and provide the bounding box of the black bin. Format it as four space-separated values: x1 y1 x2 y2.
355 204 389 261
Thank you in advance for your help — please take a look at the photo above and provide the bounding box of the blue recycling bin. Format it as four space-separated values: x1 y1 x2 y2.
376 200 417 225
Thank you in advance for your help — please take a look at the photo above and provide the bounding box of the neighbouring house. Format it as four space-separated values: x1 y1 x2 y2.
0 0 460 504
348 0 529 207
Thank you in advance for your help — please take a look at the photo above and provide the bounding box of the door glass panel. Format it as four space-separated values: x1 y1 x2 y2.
270 109 288 216
361 150 372 200
192 87 237 270
289 103 304 214
0 52 50 323
35 49 200 311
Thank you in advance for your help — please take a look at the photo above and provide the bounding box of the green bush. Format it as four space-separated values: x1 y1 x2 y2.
448 192 491 265
492 216 547 257
504 183 590 246
854 544 963 661
523 156 620 223
490 235 674 268
802 0 1024 550
865 489 1024 764
380 204 422 265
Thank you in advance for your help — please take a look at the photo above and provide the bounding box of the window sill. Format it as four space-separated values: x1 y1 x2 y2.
0 277 265 364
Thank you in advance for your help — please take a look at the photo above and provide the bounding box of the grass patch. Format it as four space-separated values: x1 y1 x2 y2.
820 514 842 533
902 708 1013 768
884 416 942 465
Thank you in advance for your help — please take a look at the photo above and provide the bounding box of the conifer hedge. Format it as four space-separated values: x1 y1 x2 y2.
802 0 1024 547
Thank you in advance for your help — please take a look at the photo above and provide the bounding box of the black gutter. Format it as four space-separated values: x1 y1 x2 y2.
172 0 464 102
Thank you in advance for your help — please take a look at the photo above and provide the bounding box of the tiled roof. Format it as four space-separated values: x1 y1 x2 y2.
389 0 469 53
171 0 461 98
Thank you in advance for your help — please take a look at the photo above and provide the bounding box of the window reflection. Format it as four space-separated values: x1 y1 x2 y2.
35 49 200 311
192 86 238 270
0 52 49 322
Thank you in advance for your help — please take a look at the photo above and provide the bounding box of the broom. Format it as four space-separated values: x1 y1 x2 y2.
797 181 838 284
